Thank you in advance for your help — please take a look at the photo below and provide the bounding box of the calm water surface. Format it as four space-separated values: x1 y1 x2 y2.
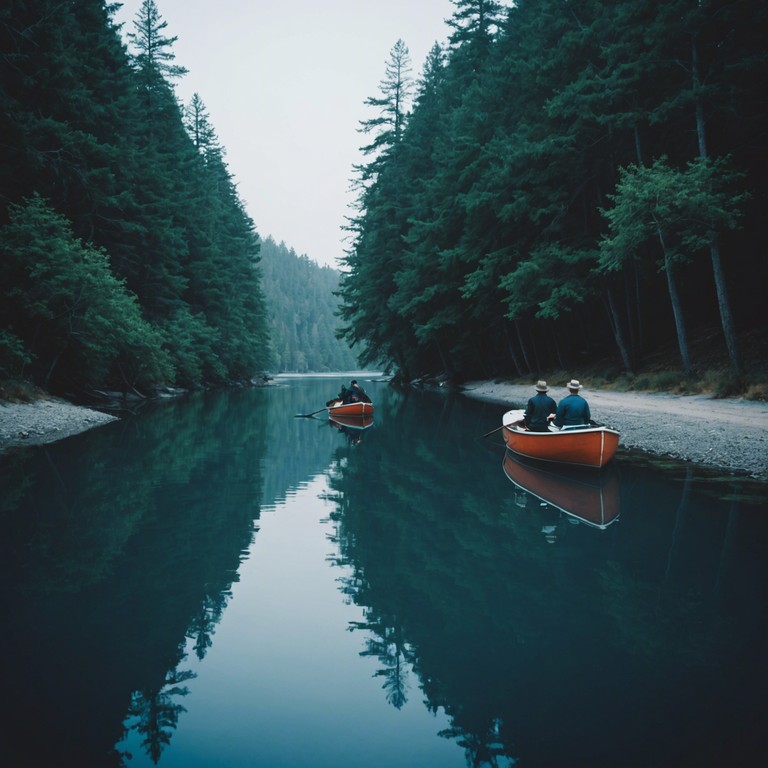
1 375 766 767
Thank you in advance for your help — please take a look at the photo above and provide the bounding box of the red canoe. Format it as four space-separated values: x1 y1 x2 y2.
503 452 620 529
501 409 619 469
329 413 374 430
327 400 374 417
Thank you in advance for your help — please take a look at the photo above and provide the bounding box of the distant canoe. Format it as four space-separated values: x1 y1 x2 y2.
503 451 620 529
501 409 619 468
327 400 374 417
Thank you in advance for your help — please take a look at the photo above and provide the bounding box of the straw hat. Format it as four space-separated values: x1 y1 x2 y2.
566 379 582 390
535 380 548 392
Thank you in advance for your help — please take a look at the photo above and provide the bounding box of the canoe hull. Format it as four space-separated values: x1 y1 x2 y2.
501 409 619 468
329 414 374 430
327 401 374 417
503 452 620 528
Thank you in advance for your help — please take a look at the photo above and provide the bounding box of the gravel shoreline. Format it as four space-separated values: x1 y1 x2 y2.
0 398 118 450
2 384 767 481
460 380 768 481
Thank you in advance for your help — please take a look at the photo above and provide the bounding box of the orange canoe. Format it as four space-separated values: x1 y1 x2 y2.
503 452 620 529
501 409 619 468
327 400 374 417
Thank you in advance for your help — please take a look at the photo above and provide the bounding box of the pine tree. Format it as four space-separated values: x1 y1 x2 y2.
339 39 414 371
0 195 171 389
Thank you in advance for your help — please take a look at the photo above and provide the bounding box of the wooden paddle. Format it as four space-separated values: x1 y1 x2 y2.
295 407 326 418
483 409 530 437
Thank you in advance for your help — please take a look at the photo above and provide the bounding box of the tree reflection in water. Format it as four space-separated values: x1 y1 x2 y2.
325 385 768 768
2 382 766 767
125 669 196 764
350 619 414 709
0 390 270 767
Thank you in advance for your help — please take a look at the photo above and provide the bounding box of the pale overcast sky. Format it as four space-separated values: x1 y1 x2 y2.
114 0 458 268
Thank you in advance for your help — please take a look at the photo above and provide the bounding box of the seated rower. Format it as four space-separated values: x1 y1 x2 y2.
553 379 591 429
522 380 557 432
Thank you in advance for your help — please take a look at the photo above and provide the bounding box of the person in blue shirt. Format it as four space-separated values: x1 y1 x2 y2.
523 380 557 432
553 379 591 429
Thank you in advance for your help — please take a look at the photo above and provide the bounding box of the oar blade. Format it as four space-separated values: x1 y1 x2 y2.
295 407 327 418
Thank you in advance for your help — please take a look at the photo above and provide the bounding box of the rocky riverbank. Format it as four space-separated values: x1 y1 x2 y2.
460 380 768 481
0 397 118 450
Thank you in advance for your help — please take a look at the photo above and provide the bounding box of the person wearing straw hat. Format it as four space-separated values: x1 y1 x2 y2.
553 379 591 429
522 380 557 432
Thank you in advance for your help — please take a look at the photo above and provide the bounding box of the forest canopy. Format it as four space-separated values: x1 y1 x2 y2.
338 0 767 384
0 0 271 394
2 0 766 395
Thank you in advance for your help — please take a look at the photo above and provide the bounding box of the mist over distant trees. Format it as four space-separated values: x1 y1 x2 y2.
259 237 359 373
339 0 767 383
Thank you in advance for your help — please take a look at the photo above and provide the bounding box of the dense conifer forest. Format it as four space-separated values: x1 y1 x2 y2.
0 0 273 395
2 1 766 398
259 237 359 373
339 0 767 389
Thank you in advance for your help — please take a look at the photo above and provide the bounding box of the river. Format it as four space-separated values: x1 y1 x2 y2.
1 374 766 767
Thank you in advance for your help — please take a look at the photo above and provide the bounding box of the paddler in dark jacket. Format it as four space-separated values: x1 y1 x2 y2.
523 380 557 432
345 379 368 403
553 379 591 428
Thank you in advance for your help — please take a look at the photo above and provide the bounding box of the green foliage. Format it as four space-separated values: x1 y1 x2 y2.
358 39 412 159
599 156 747 273
339 0 766 381
128 0 189 84
0 195 172 388
159 308 223 386
259 237 358 372
0 0 271 393
0 330 31 378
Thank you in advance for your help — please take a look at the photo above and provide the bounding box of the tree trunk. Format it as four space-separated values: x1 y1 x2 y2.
657 227 693 376
551 326 566 370
623 271 638 363
692 36 742 372
515 320 533 374
44 344 66 390
633 261 644 354
502 321 523 376
605 287 633 373
633 123 644 166
708 233 742 371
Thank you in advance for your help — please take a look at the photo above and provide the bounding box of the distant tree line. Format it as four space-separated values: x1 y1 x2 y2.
259 237 359 373
0 0 271 394
339 0 767 383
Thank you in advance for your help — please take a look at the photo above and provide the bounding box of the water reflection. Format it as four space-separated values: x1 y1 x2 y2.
328 413 374 445
502 451 621 535
1 390 271 766
327 387 768 767
1 380 766 767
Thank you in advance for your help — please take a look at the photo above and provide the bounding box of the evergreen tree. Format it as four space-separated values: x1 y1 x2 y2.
340 0 765 382
0 195 172 389
2 0 764 392
259 238 358 373
599 157 747 376
128 0 188 104
357 39 413 172
339 39 414 372
0 0 271 392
